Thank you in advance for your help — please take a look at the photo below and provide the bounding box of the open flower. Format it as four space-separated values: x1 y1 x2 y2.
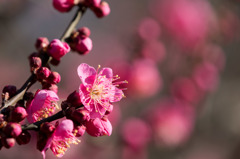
41 119 80 159
78 63 126 119
26 89 59 123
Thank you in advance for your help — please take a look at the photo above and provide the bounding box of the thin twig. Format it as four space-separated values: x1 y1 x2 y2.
22 111 64 131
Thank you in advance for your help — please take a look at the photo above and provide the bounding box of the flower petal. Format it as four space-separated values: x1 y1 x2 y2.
99 68 113 79
77 63 96 85
109 86 124 102
54 119 74 137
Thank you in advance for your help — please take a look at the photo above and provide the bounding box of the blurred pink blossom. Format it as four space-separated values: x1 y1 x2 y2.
121 118 151 149
170 77 202 104
141 41 166 63
199 44 226 71
147 99 194 147
138 17 161 41
128 59 162 98
192 62 219 92
150 0 217 50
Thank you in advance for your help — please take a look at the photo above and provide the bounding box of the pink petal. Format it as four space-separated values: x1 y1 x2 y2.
99 68 113 79
109 86 124 102
89 104 106 119
46 90 59 101
101 118 112 136
54 119 74 137
77 63 96 85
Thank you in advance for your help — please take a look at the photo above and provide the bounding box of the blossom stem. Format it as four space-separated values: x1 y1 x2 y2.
0 6 86 113
22 104 84 131
22 111 64 131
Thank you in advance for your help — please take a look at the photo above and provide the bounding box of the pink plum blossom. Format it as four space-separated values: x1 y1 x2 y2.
26 89 59 123
78 63 125 119
41 119 80 159
85 116 112 137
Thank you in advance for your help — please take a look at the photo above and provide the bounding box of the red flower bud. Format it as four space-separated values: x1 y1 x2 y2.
4 123 22 138
9 107 28 122
1 137 15 149
67 90 82 107
35 37 49 51
47 71 61 84
16 130 31 145
72 109 90 124
92 1 110 18
29 56 42 73
78 27 91 38
40 122 56 136
2 85 17 98
36 67 51 81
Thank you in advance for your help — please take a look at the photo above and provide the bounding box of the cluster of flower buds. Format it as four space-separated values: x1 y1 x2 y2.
0 104 30 150
52 0 110 18
67 27 93 55
29 37 71 93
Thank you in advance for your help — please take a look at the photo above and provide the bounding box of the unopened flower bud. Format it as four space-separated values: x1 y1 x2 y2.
61 100 70 110
47 39 70 60
36 67 51 81
28 52 39 61
40 122 56 136
67 90 82 107
4 123 22 138
86 116 112 137
73 125 86 137
9 107 27 122
53 0 75 13
72 109 90 124
2 85 17 98
35 37 49 51
75 37 93 55
29 57 42 73
16 130 31 145
93 1 110 18
1 137 15 149
47 71 61 84
78 27 91 38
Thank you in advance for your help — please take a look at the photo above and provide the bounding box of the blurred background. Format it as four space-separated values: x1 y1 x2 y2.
0 0 240 159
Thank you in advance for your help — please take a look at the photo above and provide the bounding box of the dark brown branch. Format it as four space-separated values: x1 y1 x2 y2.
22 111 64 131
